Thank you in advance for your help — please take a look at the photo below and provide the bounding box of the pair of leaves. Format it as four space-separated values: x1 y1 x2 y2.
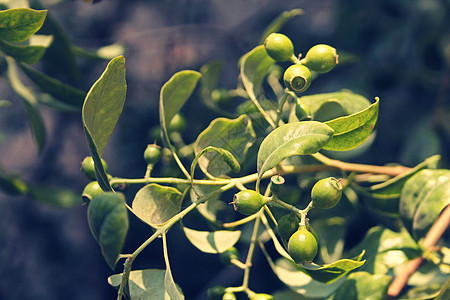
82 56 127 191
400 169 450 241
88 192 129 270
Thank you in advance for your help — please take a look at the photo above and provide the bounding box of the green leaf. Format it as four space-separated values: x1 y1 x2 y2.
240 45 276 128
0 34 52 64
189 185 225 223
191 146 240 183
301 251 366 283
132 184 183 228
299 90 371 122
0 172 28 195
363 155 440 216
400 169 450 240
330 271 391 300
323 98 379 151
260 9 304 43
257 121 334 185
194 115 256 177
0 8 47 43
30 2 79 80
28 184 81 207
82 56 126 191
162 233 184 300
88 192 129 270
272 258 345 298
183 227 241 253
5 56 45 152
20 62 86 108
159 70 201 142
108 269 175 299
349 226 421 274
312 217 346 264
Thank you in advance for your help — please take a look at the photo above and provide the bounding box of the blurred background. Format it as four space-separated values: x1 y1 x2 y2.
0 0 448 299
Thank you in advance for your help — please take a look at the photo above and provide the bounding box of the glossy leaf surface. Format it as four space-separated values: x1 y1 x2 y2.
88 192 129 269
183 227 241 253
132 184 183 228
0 8 47 43
82 56 126 190
257 121 334 183
194 115 256 177
400 169 450 240
323 98 378 151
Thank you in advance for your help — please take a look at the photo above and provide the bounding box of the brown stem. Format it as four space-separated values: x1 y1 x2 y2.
387 204 450 298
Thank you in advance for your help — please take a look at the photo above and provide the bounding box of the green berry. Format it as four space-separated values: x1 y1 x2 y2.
207 286 226 300
302 44 339 73
144 144 161 165
82 181 104 203
283 64 312 93
311 177 343 209
295 99 312 121
220 247 239 265
222 292 236 300
81 156 108 181
231 190 268 215
168 113 186 133
277 213 299 240
264 33 295 62
288 225 318 264
251 294 274 300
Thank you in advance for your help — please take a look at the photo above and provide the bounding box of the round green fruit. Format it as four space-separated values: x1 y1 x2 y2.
168 113 186 133
82 181 104 203
207 286 226 300
295 99 312 121
144 144 161 165
222 292 236 300
251 294 274 300
302 44 339 73
288 225 318 264
264 33 295 62
311 177 343 209
81 156 108 181
220 247 239 265
283 64 312 93
231 190 268 216
277 213 299 240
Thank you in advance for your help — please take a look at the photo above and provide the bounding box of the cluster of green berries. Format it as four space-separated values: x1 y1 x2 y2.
230 177 342 265
264 33 339 120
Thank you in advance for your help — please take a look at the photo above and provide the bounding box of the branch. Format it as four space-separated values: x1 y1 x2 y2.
387 204 450 298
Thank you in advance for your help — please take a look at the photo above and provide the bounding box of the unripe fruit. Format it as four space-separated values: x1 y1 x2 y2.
270 175 285 195
81 156 109 181
220 247 239 265
288 225 318 264
222 292 236 300
231 190 268 215
168 113 186 133
295 99 312 121
283 64 312 93
251 293 274 300
264 33 295 62
144 144 161 165
302 44 339 73
277 213 299 240
207 286 226 300
311 177 343 209
82 181 104 203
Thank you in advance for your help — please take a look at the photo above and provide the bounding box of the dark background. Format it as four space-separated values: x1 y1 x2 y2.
0 0 448 299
